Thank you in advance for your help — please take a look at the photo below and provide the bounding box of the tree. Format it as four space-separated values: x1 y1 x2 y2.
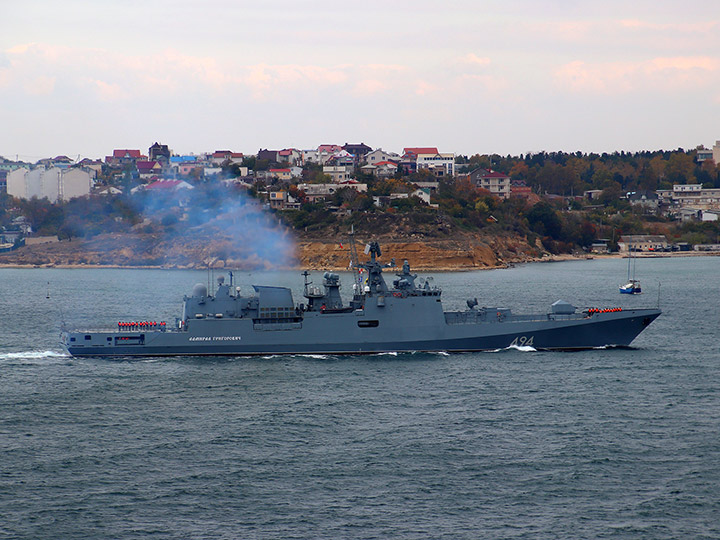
665 152 695 184
698 159 720 188
58 217 83 241
331 187 362 207
636 165 659 192
18 196 65 234
534 162 581 195
468 153 491 169
591 167 613 189
474 200 489 214
407 168 436 183
599 183 623 207
578 220 597 247
509 161 529 179
526 202 562 238
240 156 256 169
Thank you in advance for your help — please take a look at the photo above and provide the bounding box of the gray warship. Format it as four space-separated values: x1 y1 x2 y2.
62 241 661 357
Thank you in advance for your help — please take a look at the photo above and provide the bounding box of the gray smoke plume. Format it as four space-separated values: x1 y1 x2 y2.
127 182 297 269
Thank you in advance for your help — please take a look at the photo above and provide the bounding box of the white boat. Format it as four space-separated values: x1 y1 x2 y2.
620 245 641 294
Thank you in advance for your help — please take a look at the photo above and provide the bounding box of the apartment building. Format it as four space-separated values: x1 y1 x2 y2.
465 168 510 199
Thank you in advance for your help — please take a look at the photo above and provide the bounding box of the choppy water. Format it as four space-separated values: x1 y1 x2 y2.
1 257 719 539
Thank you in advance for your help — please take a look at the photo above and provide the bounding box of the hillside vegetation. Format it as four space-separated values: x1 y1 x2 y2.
2 147 719 269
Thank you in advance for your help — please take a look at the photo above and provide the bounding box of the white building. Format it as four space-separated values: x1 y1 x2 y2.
617 235 668 252
364 149 399 165
466 169 510 199
713 140 720 164
411 188 431 204
297 182 367 203
323 165 354 183
7 167 92 202
62 169 94 200
303 149 341 165
673 184 702 193
696 146 714 162
416 152 455 177
657 184 720 213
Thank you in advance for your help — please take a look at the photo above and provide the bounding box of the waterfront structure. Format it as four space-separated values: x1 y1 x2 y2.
617 235 668 252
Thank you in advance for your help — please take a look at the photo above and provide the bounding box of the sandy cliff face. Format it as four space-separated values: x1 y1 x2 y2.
0 231 542 270
298 239 502 270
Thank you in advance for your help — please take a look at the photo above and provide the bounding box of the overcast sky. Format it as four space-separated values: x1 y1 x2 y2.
2 0 720 161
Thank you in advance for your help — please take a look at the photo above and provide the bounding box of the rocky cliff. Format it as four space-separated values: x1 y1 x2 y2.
298 237 532 271
0 230 547 270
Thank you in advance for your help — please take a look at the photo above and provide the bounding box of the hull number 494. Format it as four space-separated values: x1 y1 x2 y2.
510 336 534 347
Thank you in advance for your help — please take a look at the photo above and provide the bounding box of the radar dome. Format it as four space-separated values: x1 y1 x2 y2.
192 283 208 297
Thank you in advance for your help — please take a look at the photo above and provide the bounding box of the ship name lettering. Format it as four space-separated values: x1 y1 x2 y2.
189 336 242 341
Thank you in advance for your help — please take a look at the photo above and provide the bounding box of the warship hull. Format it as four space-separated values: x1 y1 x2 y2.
62 304 661 358
61 241 661 358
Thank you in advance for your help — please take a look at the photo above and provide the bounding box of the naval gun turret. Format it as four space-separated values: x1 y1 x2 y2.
393 260 418 290
302 270 345 311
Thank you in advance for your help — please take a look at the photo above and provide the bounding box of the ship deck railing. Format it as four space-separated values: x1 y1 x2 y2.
66 327 186 334
444 311 588 324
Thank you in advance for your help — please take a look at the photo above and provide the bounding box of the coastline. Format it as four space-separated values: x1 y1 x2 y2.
2 250 717 272
2 230 718 272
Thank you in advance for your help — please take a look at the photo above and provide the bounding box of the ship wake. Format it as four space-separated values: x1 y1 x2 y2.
0 350 70 363
491 344 538 353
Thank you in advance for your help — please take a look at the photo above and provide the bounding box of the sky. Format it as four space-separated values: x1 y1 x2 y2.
2 0 720 162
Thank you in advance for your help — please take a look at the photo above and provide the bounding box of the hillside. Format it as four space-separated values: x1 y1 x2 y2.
0 227 545 271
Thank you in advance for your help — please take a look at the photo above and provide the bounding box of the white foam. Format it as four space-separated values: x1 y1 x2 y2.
489 345 538 353
507 344 537 352
1 350 68 359
0 350 70 362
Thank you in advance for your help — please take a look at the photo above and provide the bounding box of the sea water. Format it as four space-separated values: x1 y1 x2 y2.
1 257 719 539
